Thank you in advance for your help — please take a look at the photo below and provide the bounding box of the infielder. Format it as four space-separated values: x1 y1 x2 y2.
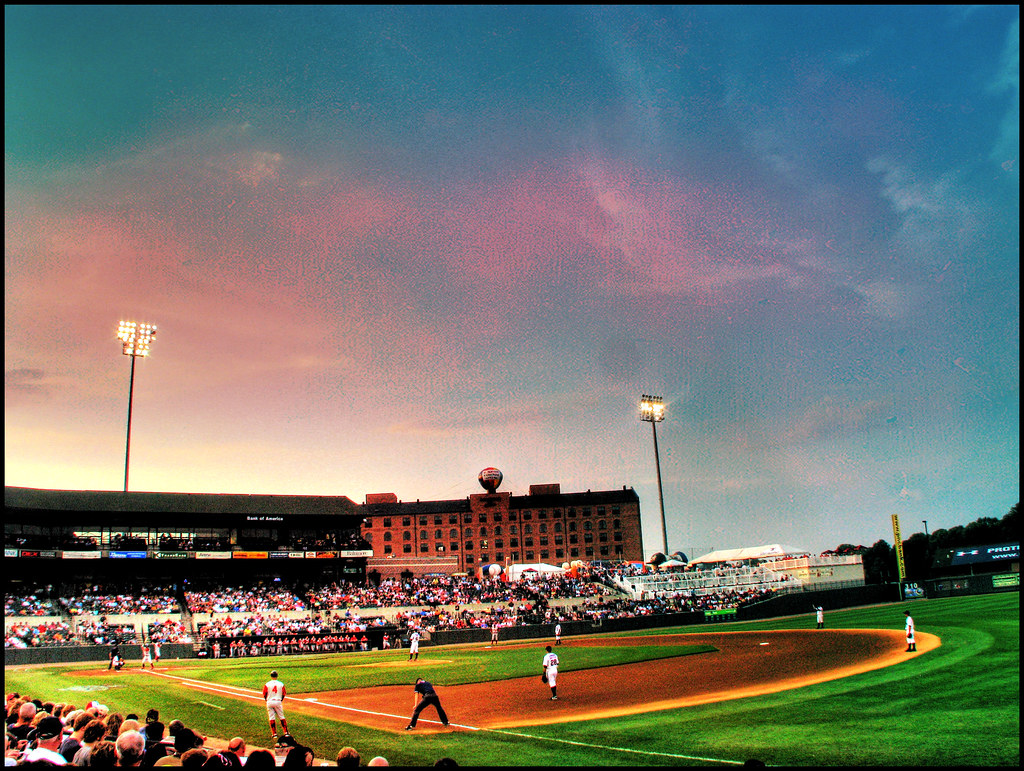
153 641 161 666
554 623 562 645
491 623 499 646
813 605 824 629
904 611 916 652
262 669 289 744
408 629 421 661
542 645 559 700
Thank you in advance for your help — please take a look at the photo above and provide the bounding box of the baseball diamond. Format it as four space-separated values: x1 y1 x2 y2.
78 628 937 733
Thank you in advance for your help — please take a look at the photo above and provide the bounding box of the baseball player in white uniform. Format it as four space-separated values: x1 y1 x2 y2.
262 670 289 744
542 645 559 700
141 644 153 669
554 623 562 645
408 629 421 661
904 611 916 652
814 605 824 629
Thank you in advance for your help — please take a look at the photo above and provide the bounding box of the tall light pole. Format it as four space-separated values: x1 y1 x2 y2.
639 394 668 556
117 320 157 492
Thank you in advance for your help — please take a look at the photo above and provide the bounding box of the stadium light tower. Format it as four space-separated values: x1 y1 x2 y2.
639 394 669 556
117 320 157 492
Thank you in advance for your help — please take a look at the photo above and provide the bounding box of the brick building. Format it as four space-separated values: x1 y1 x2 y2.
362 482 644 579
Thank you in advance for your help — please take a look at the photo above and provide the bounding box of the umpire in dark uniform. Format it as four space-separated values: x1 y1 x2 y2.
405 678 450 730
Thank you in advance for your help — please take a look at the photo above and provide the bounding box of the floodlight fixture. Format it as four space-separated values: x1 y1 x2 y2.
117 320 157 492
639 394 669 555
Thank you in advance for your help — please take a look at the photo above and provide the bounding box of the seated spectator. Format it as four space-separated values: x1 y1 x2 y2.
116 730 146 766
71 719 108 765
242 749 276 769
336 746 360 766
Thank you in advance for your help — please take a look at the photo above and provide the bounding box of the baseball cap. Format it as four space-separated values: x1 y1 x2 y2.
34 716 64 740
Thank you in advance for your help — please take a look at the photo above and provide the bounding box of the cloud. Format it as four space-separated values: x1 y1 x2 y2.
782 396 894 445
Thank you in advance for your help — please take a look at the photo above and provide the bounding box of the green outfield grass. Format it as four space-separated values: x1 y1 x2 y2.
5 592 1018 766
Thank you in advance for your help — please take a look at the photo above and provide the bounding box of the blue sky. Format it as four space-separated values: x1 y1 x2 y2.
5 5 1019 557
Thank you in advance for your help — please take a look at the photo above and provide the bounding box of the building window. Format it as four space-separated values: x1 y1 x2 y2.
600 546 610 556
403 531 411 542
538 510 548 520
466 541 474 551
554 522 563 533
523 524 532 535
540 537 549 546
494 540 503 549
466 528 474 538
434 529 442 540
523 511 532 521
599 532 608 543
539 523 547 534
419 517 427 526
479 527 487 538
493 512 502 522
450 542 459 551
402 517 411 527
583 520 592 531
541 550 549 560
464 513 473 523
404 544 412 553
494 526 502 537
525 538 533 547
420 530 428 540
467 555 475 564
434 515 442 525
419 544 428 552
598 520 606 530
449 529 458 539
384 544 392 554
383 532 392 542
478 514 488 523
383 517 392 527
495 552 504 562
449 514 458 524
614 532 623 542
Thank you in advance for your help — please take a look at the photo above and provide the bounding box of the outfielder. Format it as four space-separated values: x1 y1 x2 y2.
262 669 289 744
554 623 562 645
542 645 559 700
813 605 824 629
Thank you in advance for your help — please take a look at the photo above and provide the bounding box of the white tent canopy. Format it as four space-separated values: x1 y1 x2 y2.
506 562 567 581
689 543 810 565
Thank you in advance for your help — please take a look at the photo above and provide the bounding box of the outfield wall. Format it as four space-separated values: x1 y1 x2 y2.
4 642 195 666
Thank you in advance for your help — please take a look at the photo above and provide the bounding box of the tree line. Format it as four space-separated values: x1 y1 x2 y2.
826 502 1018 583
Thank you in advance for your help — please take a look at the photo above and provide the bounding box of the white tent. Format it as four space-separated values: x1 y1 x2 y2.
689 543 810 565
506 562 567 582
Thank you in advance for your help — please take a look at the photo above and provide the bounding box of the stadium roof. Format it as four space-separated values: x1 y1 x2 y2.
689 543 811 564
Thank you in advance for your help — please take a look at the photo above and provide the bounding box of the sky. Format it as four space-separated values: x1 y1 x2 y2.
5 5 1019 559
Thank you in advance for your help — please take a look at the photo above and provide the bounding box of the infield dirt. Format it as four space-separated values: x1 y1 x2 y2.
196 628 938 732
